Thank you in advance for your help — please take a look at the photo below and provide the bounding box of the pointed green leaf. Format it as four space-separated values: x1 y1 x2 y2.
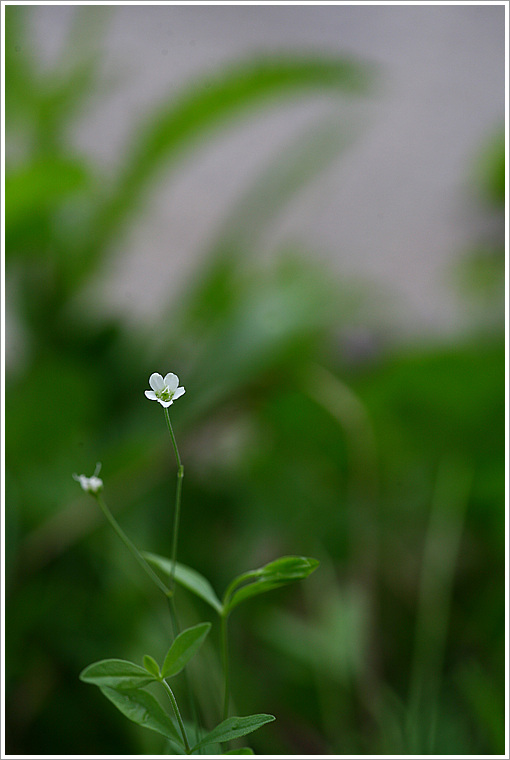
224 556 319 614
260 556 320 580
99 686 183 746
192 714 275 750
80 659 157 689
226 578 288 611
143 552 223 614
143 654 160 677
161 622 211 679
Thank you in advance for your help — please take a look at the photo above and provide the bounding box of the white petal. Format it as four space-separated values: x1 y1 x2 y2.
164 373 179 391
149 373 164 391
88 476 103 493
145 390 158 400
172 387 186 401
73 474 86 489
158 398 173 408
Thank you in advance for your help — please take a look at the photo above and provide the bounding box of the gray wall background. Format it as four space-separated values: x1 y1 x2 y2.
30 4 505 338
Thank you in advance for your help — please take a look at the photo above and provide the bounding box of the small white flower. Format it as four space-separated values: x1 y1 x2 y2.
144 372 185 408
73 463 103 495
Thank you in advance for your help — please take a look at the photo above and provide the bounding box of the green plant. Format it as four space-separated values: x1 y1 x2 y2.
75 372 318 753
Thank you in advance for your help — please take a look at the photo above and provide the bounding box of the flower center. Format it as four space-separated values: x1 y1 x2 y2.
156 385 174 402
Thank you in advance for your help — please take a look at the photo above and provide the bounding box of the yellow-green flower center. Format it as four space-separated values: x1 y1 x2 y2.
156 386 174 402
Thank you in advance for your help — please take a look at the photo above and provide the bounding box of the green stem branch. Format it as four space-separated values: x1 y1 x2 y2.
162 408 201 742
167 595 202 746
222 570 261 614
95 494 170 597
160 678 192 754
221 613 231 721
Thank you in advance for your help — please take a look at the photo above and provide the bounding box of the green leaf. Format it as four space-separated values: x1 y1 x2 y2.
261 555 320 580
161 622 211 679
79 659 157 689
143 654 160 677
224 556 319 614
222 749 254 755
192 714 275 751
143 552 223 614
99 686 183 746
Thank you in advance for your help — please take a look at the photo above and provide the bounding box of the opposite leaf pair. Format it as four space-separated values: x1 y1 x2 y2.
80 622 274 754
143 552 320 618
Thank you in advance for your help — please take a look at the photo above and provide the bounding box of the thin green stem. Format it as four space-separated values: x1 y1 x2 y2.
95 494 171 597
167 595 202 746
163 407 184 587
221 613 230 721
162 408 201 742
160 678 192 754
220 571 263 721
164 407 183 469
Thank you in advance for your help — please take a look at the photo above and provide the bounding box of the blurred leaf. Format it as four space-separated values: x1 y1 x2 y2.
472 128 505 207
452 246 504 322
99 685 183 746
4 7 38 124
260 584 369 682
160 622 211 679
6 157 90 235
80 659 157 689
178 119 356 332
224 556 319 615
40 6 112 129
178 255 342 423
143 553 223 614
192 714 275 750
6 6 111 154
456 662 505 754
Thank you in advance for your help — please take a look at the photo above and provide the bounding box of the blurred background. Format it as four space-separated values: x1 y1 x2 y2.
4 4 505 756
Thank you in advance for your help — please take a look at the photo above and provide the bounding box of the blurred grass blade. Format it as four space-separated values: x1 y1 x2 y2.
143 552 223 613
6 157 90 235
6 6 111 153
82 54 372 277
407 457 472 753
161 622 211 679
174 119 356 332
99 686 184 746
191 714 275 750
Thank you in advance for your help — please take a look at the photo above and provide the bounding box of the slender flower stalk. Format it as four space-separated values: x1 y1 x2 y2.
145 372 201 741
95 493 172 597
144 372 186 587
73 466 171 596
163 407 184 588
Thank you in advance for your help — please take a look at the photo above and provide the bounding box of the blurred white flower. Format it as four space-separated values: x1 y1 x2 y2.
144 372 185 408
73 464 103 495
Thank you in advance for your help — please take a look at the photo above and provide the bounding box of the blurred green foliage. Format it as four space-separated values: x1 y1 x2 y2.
5 6 505 756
